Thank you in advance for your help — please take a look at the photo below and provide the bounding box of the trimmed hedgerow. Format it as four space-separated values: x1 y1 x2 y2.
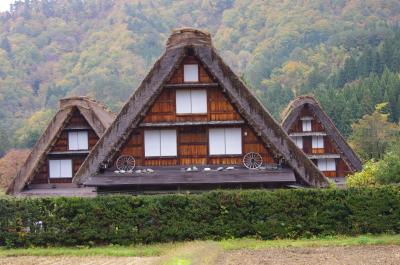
1 186 400 247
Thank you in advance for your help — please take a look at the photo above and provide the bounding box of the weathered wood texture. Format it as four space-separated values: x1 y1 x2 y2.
30 109 99 184
288 107 325 133
51 110 99 152
31 156 87 184
144 58 241 123
117 126 277 168
287 104 355 178
7 97 114 194
75 28 328 188
114 58 276 168
282 95 362 178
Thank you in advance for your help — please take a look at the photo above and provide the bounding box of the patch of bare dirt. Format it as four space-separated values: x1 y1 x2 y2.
217 245 400 265
0 256 159 265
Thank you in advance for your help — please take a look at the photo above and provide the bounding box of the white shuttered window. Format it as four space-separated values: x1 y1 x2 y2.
302 120 312 131
176 89 207 114
209 128 242 155
144 130 177 157
312 136 324 148
68 131 88 150
291 136 303 149
317 159 336 171
49 159 72 178
183 64 199 82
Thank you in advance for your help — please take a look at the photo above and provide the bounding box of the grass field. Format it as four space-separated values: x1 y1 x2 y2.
1 234 400 265
219 234 400 250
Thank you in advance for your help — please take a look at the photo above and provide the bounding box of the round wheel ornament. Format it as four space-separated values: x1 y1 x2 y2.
243 152 263 169
116 155 135 171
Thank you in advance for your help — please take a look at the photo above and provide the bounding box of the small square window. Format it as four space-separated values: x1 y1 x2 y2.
183 64 199 82
68 131 88 150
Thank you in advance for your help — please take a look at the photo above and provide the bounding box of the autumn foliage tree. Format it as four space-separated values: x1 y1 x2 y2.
349 103 400 161
0 149 30 191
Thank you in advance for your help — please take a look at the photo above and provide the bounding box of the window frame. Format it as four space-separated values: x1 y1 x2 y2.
312 136 324 149
291 136 303 149
48 159 73 179
68 131 89 151
176 88 207 115
317 158 336 172
183 64 199 83
144 129 177 157
209 127 242 156
302 119 312 132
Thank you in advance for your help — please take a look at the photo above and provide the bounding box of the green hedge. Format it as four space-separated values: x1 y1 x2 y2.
1 186 400 247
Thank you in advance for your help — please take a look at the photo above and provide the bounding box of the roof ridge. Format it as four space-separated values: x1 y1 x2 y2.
59 96 115 117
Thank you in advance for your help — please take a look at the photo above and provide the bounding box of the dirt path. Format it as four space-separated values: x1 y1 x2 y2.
0 256 159 265
217 245 400 265
2 245 400 264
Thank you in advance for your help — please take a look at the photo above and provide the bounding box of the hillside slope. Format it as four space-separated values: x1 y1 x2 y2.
0 0 400 154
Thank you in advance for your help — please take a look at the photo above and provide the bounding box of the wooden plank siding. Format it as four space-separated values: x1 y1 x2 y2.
143 87 241 123
30 108 99 184
290 105 352 178
117 125 276 168
114 56 277 169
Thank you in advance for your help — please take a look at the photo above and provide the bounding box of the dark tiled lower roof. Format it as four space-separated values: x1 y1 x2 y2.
84 166 296 187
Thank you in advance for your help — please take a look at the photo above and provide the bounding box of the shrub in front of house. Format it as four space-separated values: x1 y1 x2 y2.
1 186 400 247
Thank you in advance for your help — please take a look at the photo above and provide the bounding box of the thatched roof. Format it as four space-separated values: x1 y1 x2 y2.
281 95 362 172
74 28 329 188
6 97 115 195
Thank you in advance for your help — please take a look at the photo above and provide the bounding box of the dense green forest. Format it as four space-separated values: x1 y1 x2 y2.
0 0 400 157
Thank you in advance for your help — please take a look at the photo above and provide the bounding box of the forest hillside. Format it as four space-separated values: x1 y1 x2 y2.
0 0 400 156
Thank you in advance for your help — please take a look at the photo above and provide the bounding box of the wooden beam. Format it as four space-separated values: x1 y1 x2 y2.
164 83 219 89
48 150 90 155
139 120 245 128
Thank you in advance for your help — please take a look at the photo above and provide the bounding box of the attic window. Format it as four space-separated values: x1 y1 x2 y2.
209 128 242 155
183 64 199 82
49 159 72 178
317 158 336 171
68 131 88 150
302 120 312 132
144 129 177 157
176 89 207 114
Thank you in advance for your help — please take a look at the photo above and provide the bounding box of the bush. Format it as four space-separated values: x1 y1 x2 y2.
348 142 400 187
375 149 400 184
1 186 400 247
347 161 378 187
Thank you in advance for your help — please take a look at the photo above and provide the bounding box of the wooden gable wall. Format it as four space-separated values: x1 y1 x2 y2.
288 105 352 178
31 108 99 184
114 56 278 168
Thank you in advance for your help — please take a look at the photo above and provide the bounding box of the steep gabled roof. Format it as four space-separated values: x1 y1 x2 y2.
74 28 329 188
281 95 362 172
6 97 115 195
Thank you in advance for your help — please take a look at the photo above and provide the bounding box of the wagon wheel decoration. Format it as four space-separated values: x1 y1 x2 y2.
243 152 263 169
116 155 136 171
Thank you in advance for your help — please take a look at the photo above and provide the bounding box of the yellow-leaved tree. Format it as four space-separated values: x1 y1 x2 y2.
349 103 400 161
